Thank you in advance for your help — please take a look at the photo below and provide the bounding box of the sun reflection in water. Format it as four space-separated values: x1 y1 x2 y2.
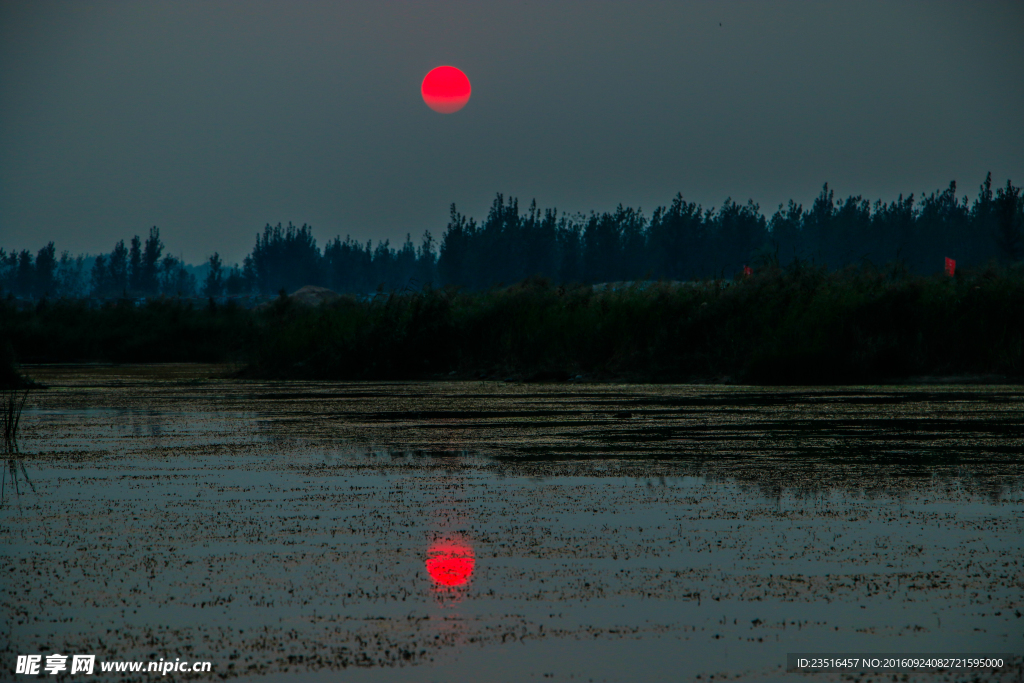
425 538 475 588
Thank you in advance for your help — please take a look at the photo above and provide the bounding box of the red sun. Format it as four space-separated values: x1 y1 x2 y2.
421 66 471 114
425 539 475 587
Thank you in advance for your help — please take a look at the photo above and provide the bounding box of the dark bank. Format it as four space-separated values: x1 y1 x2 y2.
3 262 1022 385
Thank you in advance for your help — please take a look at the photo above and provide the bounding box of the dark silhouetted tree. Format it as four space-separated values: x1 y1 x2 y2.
648 195 707 279
994 179 1023 263
90 256 110 296
583 211 622 283
203 253 224 297
711 199 767 274
250 223 321 295
438 204 476 288
224 265 247 296
16 250 33 297
804 184 836 265
33 242 57 298
108 240 129 294
129 235 143 292
416 231 437 287
141 227 163 294
767 200 804 266
55 251 87 297
159 254 196 296
6 175 1024 301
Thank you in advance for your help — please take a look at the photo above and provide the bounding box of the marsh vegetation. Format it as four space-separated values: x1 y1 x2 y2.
5 263 1022 384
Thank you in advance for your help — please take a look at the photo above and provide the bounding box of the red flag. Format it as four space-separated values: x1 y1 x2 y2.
742 265 753 277
945 257 955 277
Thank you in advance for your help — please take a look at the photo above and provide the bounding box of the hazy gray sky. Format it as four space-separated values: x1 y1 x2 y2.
2 0 1022 264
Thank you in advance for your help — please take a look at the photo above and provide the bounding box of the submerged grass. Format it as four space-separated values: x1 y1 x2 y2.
2 263 1023 383
2 389 28 454
1 388 34 506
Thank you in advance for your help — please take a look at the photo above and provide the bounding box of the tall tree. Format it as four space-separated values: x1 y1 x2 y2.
33 242 57 298
128 235 143 292
224 265 248 296
804 184 836 266
438 204 476 288
90 256 110 296
15 250 33 297
55 252 87 298
416 231 437 287
250 223 322 294
767 200 804 266
994 179 1023 263
141 227 164 294
203 253 224 297
108 240 129 294
712 199 767 274
582 211 622 283
159 254 195 296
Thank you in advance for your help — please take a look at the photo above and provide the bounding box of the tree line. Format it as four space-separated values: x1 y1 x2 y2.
2 174 1022 300
0 227 199 300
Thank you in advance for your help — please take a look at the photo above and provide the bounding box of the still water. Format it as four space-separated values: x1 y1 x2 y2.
2 366 1022 682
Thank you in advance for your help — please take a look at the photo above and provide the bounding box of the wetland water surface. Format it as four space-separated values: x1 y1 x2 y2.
2 366 1022 682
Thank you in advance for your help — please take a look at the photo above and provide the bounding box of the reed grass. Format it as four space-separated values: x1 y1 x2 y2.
2 389 28 454
1 388 34 506
1 297 255 364
2 263 1023 383
245 263 1024 383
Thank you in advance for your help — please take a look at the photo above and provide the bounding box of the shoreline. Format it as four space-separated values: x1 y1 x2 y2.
17 361 1024 388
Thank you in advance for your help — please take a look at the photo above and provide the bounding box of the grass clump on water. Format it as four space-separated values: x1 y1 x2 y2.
1 386 34 505
2 388 28 454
